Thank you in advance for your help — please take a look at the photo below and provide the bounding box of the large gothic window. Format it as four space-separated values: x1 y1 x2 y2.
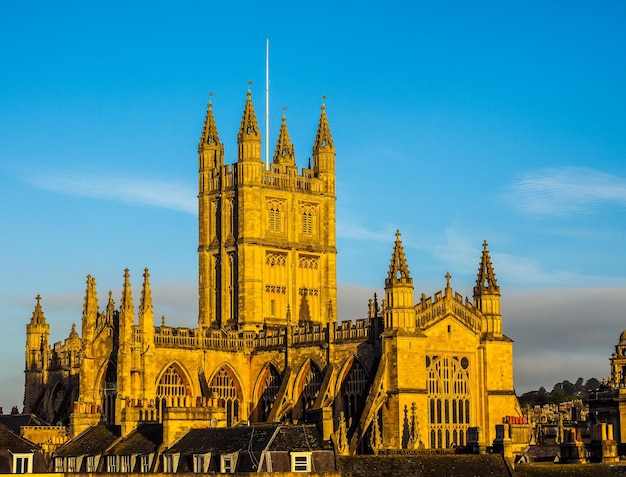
101 362 117 425
297 361 324 418
257 364 282 422
339 358 369 428
209 366 242 426
157 365 188 400
426 355 471 449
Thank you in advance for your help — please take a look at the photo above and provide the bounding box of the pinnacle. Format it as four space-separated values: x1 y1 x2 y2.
30 295 47 325
199 100 220 147
313 103 334 152
273 115 295 165
475 240 499 293
386 230 411 283
237 90 260 141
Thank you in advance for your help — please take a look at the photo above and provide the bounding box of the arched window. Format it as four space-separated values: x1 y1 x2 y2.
299 361 323 413
426 355 471 449
156 364 191 412
302 210 313 235
257 365 281 422
101 362 117 425
339 358 369 427
209 366 241 426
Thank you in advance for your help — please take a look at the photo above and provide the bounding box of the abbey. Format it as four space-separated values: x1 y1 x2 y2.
24 91 520 452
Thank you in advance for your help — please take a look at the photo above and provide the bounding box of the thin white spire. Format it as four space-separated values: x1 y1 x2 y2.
265 38 270 170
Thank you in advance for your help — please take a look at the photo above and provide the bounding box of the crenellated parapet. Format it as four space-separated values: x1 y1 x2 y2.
415 289 483 334
152 317 377 351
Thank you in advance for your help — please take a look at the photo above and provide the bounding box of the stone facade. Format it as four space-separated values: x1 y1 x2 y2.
23 91 520 452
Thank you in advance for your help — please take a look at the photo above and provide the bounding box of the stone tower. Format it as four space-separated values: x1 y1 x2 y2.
198 92 337 330
24 295 50 414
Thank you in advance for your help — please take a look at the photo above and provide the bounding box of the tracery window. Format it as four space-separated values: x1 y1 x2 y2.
257 364 282 421
300 361 324 412
156 365 190 411
340 359 368 426
298 256 318 269
209 366 241 426
426 355 471 449
266 252 286 267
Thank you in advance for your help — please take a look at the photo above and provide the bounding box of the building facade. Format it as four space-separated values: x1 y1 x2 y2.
24 91 520 452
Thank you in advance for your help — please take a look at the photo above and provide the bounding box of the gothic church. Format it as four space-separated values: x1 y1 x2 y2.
24 91 520 452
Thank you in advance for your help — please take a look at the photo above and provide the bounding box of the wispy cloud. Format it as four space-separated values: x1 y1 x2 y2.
24 169 197 214
506 167 626 216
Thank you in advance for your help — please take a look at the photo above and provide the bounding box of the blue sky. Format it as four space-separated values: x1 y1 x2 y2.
1 1 626 408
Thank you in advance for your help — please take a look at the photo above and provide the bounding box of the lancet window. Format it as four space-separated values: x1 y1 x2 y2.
257 364 281 422
340 359 369 426
299 203 317 236
209 366 241 426
157 365 190 408
426 355 471 449
299 361 324 412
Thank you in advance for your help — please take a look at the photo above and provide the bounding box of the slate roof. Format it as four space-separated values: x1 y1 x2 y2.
166 423 280 455
0 423 40 453
107 423 162 455
269 424 331 451
0 414 49 435
53 424 121 457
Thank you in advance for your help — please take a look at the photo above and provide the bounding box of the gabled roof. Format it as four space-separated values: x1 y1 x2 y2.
269 424 331 451
166 423 279 455
53 424 121 457
107 423 162 456
0 423 40 453
0 414 49 435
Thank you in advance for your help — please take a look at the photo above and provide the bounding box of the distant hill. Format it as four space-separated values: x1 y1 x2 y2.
518 377 600 407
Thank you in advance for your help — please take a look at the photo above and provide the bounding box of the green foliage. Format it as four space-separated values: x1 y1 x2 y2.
518 377 599 407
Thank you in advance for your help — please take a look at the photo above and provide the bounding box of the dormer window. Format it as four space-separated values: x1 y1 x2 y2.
290 452 312 472
220 454 233 473
12 453 33 474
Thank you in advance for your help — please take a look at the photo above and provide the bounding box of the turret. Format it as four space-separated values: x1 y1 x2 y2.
237 90 261 163
473 241 502 337
384 231 415 331
24 295 50 413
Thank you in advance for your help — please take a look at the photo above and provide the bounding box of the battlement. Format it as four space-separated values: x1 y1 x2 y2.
203 163 326 194
148 317 374 352
415 288 482 333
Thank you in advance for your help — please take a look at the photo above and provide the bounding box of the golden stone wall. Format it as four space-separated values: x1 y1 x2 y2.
25 93 519 452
